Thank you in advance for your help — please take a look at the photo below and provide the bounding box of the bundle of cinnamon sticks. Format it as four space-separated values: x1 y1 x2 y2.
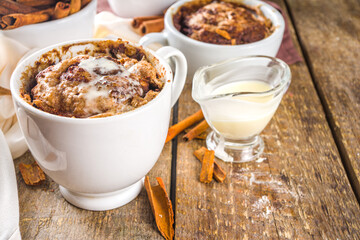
0 0 91 30
131 15 164 36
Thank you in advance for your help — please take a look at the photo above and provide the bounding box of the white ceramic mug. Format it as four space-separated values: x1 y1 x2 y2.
107 0 176 18
140 0 285 77
10 39 187 211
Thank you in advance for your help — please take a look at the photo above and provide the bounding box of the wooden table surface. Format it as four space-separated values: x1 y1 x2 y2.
15 0 360 239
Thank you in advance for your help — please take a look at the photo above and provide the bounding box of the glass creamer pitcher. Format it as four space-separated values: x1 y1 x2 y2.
192 56 291 163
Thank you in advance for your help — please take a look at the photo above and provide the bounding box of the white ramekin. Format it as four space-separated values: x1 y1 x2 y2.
140 0 285 76
107 0 176 18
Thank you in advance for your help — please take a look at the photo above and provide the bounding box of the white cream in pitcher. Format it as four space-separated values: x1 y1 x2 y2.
207 80 279 140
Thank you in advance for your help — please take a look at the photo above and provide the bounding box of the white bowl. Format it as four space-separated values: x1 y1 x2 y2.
10 39 187 210
140 0 285 76
107 0 177 18
0 0 97 49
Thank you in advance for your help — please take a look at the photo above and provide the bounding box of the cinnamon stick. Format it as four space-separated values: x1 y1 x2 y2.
16 0 58 7
0 6 11 15
199 149 215 183
2 9 52 30
0 0 37 15
183 120 209 141
81 0 92 7
69 0 81 14
140 18 164 35
132 16 163 28
0 18 7 29
19 162 46 185
2 11 51 30
194 147 226 183
145 176 174 240
184 129 207 139
53 2 70 19
166 110 204 143
0 87 11 96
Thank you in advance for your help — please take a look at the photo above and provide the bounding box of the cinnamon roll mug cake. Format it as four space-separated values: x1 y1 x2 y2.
10 39 187 210
25 43 164 118
140 0 285 76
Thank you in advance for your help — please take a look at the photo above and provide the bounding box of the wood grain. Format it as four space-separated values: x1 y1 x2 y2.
285 0 360 199
14 0 360 239
174 0 360 239
16 142 172 239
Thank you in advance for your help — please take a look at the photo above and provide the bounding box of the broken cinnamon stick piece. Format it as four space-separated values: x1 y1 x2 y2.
145 176 174 240
194 147 226 183
199 149 215 183
19 162 46 185
140 18 164 35
132 15 163 28
183 120 209 141
166 110 204 143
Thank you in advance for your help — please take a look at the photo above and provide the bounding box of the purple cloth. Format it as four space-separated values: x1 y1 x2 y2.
265 1 303 64
97 0 112 13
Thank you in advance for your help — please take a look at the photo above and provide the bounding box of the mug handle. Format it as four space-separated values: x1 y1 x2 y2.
155 46 187 107
139 32 168 47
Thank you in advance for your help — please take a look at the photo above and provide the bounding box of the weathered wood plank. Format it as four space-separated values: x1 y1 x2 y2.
15 0 360 239
174 0 360 239
285 0 360 199
16 142 172 239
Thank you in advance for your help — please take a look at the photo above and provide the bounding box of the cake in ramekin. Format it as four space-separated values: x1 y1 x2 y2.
173 0 274 45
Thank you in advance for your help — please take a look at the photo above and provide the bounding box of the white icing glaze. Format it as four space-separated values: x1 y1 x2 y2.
79 83 109 102
79 57 122 75
76 56 143 114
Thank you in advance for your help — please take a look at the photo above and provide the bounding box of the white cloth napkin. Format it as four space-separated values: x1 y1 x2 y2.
0 33 31 240
0 36 30 159
0 12 146 239
94 11 140 42
0 130 21 240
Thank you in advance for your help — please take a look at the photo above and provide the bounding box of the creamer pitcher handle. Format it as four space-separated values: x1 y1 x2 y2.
156 46 187 107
